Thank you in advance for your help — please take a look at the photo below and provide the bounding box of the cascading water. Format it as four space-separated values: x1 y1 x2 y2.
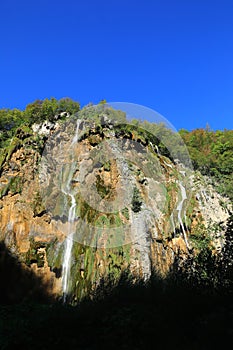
163 160 172 168
170 212 176 235
62 193 77 302
155 145 161 156
61 119 81 302
149 142 161 157
177 180 190 250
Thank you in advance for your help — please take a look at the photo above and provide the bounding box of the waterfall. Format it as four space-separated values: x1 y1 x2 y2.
177 181 190 250
170 212 176 235
149 142 161 157
62 194 76 302
155 145 161 156
61 119 81 302
163 160 172 168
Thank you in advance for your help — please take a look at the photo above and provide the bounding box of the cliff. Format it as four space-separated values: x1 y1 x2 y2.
0 104 231 302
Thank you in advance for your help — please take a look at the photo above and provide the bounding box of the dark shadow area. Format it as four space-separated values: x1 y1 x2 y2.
0 241 53 304
1 214 233 350
0 271 233 350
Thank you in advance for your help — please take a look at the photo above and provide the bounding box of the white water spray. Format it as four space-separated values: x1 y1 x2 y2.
61 119 81 302
149 142 161 157
155 145 161 156
177 180 189 250
163 160 172 168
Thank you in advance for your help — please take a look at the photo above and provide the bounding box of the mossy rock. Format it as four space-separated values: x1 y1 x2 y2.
131 187 142 213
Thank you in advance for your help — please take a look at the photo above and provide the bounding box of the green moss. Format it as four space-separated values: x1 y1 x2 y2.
67 242 87 300
131 187 142 213
189 223 212 252
0 150 7 170
96 215 109 227
53 193 66 217
103 160 111 171
0 176 23 199
25 248 37 266
46 240 63 269
163 182 178 215
25 241 47 268
121 207 129 220
6 138 22 161
109 213 122 226
185 194 197 221
70 242 132 301
96 174 111 199
79 198 98 222
31 191 45 216
105 247 130 281
0 184 9 199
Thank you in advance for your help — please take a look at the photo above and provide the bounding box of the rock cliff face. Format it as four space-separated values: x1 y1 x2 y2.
0 107 231 302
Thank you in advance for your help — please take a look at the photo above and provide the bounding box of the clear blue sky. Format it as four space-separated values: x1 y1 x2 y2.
1 0 233 130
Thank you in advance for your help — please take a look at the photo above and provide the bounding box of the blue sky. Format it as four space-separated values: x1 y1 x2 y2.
1 0 233 130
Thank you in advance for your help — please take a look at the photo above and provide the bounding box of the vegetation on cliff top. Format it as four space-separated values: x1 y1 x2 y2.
0 97 80 155
179 127 233 200
1 97 232 201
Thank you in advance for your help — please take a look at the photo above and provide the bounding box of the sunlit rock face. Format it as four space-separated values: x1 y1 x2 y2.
0 106 231 302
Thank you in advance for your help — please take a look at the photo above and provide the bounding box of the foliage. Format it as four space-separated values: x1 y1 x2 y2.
179 127 233 200
24 97 80 125
0 109 23 152
0 97 80 170
77 104 127 126
220 214 233 288
31 191 46 216
0 267 233 349
174 215 233 290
